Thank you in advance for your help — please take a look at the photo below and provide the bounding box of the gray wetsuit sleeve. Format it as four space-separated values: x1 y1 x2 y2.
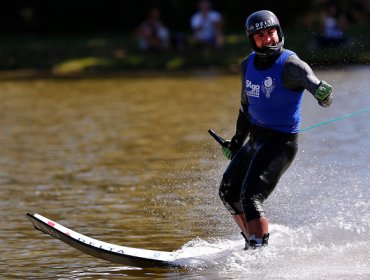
282 55 320 94
240 57 249 112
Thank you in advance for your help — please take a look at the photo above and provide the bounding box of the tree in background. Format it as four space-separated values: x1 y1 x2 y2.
1 0 368 35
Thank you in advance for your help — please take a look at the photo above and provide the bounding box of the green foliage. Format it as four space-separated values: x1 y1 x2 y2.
0 24 369 74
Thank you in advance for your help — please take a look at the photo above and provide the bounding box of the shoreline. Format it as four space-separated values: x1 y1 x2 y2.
0 63 369 81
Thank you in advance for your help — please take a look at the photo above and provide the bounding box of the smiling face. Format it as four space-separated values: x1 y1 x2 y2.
252 27 279 49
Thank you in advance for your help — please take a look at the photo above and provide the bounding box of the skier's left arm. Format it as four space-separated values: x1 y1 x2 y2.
283 55 333 108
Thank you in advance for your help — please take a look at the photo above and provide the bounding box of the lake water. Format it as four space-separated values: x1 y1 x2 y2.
1 66 369 279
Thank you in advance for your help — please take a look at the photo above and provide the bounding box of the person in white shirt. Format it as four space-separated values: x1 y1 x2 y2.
190 0 223 48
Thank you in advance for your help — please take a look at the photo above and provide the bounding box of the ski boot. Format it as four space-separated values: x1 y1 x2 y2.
241 232 269 250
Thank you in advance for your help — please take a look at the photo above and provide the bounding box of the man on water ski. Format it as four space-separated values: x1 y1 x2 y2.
218 10 333 249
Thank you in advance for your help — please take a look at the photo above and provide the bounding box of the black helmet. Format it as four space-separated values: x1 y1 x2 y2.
245 10 284 57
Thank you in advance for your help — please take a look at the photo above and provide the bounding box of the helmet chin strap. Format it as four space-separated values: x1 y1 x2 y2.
254 38 284 58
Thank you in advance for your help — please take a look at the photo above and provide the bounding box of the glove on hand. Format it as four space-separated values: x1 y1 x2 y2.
222 142 234 160
315 81 333 108
221 137 242 160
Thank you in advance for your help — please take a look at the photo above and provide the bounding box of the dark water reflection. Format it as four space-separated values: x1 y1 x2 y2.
1 67 369 279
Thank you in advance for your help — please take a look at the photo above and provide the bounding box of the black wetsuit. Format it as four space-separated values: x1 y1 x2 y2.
219 49 321 221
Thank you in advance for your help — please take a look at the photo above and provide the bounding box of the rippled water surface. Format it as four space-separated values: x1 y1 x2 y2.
1 67 369 279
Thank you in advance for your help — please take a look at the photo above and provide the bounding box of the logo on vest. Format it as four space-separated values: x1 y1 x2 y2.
261 77 275 98
245 80 260 98
245 77 275 99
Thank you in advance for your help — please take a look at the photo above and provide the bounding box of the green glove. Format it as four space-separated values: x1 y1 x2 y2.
222 142 234 160
221 137 243 160
315 81 333 107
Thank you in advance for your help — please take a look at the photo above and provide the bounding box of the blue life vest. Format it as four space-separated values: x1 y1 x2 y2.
244 50 304 133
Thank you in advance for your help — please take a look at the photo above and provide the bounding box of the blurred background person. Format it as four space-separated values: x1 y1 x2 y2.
190 0 223 48
135 7 170 51
316 2 348 48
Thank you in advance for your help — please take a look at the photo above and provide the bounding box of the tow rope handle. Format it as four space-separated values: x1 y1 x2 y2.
208 129 228 147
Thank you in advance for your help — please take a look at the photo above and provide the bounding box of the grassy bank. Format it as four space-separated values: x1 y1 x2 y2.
1 25 369 75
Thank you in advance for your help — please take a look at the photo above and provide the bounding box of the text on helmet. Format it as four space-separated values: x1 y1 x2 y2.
250 20 274 32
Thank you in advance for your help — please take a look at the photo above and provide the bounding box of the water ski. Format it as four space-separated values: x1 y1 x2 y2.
26 213 202 268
